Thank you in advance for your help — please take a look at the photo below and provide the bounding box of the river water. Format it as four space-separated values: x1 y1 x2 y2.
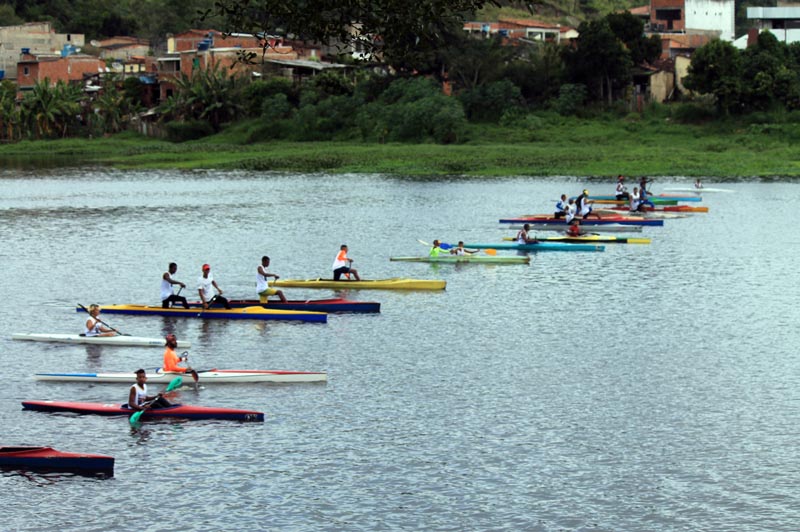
0 169 798 531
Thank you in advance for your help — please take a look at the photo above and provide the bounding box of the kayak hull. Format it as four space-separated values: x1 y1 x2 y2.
465 242 605 252
0 446 114 475
80 305 327 323
196 298 380 313
35 368 328 384
606 205 708 213
22 400 264 422
274 278 446 290
504 223 643 233
12 333 191 348
588 194 702 202
499 217 664 227
389 256 530 264
504 236 650 244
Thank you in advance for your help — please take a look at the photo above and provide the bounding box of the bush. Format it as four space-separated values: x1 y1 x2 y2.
671 102 717 123
164 120 214 142
241 78 297 117
458 80 524 122
553 84 587 116
261 94 293 122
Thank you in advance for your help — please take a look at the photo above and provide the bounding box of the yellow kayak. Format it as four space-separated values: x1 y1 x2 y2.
274 278 446 290
95 304 327 322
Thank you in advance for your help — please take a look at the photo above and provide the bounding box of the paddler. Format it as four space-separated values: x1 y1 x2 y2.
567 219 586 237
198 263 231 309
554 194 569 218
161 262 189 309
576 189 600 219
83 304 118 337
450 241 477 255
516 224 538 244
615 175 630 200
128 369 171 412
694 178 703 190
162 334 199 387
639 178 655 208
332 244 360 281
257 256 287 303
430 240 447 257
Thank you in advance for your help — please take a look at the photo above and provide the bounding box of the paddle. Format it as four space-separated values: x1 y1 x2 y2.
129 377 182 425
77 303 128 336
196 295 217 317
179 351 200 391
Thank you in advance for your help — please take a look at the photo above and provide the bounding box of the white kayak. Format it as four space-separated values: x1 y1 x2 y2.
34 368 327 383
12 333 191 348
663 186 734 193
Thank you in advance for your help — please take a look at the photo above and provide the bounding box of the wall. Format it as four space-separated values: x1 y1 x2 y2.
685 0 735 41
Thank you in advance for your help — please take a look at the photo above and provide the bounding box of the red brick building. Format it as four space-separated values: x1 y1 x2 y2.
16 52 106 91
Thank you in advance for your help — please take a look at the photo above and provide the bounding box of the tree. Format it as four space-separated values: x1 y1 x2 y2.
438 33 516 92
606 12 661 65
683 39 742 114
204 0 499 68
562 19 632 105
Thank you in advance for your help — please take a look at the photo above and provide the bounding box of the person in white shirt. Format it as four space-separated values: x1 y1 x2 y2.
83 304 118 337
516 224 538 244
257 256 287 303
615 175 630 200
161 262 189 309
198 264 231 309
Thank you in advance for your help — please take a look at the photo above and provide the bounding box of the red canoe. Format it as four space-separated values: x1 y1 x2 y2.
22 400 264 422
0 445 114 475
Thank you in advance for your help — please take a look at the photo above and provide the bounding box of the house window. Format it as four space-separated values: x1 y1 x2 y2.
23 66 29 76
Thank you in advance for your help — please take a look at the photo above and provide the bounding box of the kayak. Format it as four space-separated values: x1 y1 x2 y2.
186 298 380 313
35 368 328 384
664 186 734 193
605 205 708 213
389 255 530 264
587 194 702 202
503 236 650 244
80 305 327 323
590 199 679 206
273 278 446 290
504 223 643 233
499 216 664 227
465 242 605 252
0 446 114 475
22 400 264 422
11 333 191 348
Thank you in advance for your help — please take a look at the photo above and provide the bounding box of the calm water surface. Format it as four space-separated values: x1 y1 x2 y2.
1 169 798 531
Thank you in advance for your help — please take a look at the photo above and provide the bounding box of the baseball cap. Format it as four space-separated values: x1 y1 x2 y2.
202 264 210 270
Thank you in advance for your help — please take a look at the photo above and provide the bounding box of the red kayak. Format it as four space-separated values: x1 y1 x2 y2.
22 400 264 422
0 445 114 475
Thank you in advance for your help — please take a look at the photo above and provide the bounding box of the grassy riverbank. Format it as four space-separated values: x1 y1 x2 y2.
2 113 799 177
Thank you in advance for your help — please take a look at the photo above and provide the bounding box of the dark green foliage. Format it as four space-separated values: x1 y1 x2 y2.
684 40 743 114
261 94 293 121
164 120 214 142
242 78 297 117
438 33 517 91
563 19 632 104
553 83 587 116
671 102 717 124
458 80 523 122
291 95 363 141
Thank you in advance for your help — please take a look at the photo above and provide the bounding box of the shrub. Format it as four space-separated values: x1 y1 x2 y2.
553 84 587 116
458 80 524 122
164 120 214 142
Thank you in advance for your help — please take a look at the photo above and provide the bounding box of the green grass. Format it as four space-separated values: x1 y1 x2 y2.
1 116 798 177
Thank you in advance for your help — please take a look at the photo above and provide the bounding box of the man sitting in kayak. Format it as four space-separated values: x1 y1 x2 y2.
516 224 538 244
567 219 586 237
576 189 601 219
450 241 477 255
615 176 630 200
128 369 171 412
333 245 361 280
554 194 569 218
430 240 449 257
83 304 118 337
257 256 287 303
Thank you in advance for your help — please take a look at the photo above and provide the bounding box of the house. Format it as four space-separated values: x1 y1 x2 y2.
0 22 84 80
95 36 151 61
16 50 104 92
463 17 577 44
648 0 734 46
732 3 800 48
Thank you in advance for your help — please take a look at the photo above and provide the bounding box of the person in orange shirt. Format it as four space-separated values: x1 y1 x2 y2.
162 334 198 384
332 244 361 281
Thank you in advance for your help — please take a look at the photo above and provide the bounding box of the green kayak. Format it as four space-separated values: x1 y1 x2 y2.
390 255 530 264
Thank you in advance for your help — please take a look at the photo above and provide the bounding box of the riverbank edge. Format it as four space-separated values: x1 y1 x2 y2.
1 123 798 178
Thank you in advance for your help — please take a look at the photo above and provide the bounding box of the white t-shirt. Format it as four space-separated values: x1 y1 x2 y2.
160 275 175 301
198 274 215 300
130 383 147 406
256 265 271 293
84 317 102 337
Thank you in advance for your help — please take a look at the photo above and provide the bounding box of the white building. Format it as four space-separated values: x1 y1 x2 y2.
684 0 735 41
733 5 800 48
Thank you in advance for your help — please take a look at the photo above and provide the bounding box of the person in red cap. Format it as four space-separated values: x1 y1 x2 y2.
197 264 231 309
615 175 630 200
